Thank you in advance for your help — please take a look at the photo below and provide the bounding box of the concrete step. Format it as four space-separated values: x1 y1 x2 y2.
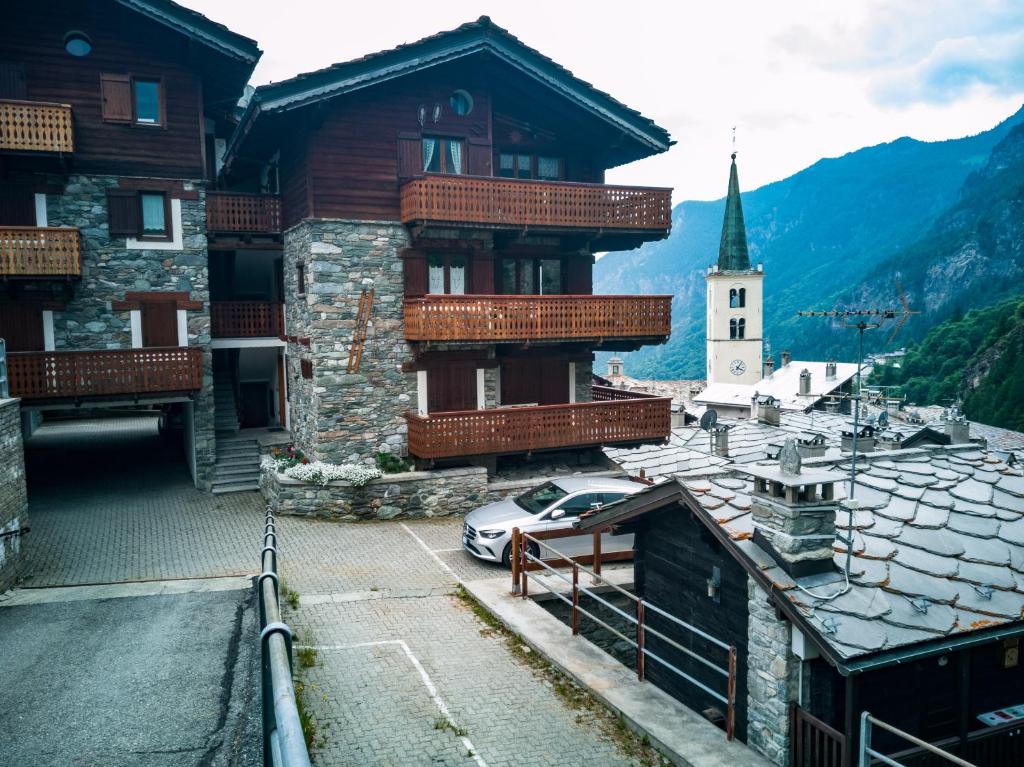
216 458 261 471
216 465 260 480
212 482 260 494
217 450 258 461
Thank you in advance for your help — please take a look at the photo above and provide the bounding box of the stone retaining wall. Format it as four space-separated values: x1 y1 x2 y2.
0 398 29 591
261 465 488 520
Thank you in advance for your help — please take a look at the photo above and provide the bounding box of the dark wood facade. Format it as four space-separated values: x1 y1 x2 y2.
632 505 750 742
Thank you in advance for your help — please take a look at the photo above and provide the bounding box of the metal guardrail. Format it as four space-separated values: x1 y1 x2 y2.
859 711 977 767
512 527 737 740
259 506 312 767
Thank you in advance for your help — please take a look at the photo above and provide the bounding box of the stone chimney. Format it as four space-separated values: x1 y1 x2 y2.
825 360 837 381
711 423 731 457
608 356 623 378
799 369 811 396
748 438 845 577
841 423 875 453
781 350 791 367
824 398 840 414
796 432 827 458
944 410 971 444
756 394 781 426
763 355 774 378
876 430 903 451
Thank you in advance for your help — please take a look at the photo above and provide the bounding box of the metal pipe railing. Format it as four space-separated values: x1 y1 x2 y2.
259 506 312 767
512 527 738 739
858 711 978 767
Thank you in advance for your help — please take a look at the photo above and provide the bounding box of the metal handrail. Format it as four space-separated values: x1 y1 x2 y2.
259 506 311 767
858 711 978 767
513 527 738 739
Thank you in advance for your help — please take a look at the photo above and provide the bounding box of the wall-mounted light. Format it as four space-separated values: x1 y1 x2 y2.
937 655 949 667
706 566 721 603
432 103 442 123
417 105 426 127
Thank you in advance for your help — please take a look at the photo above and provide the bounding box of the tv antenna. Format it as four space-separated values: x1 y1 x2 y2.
731 126 737 153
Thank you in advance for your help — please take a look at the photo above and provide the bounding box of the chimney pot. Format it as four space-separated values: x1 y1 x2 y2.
799 368 811 396
781 350 791 367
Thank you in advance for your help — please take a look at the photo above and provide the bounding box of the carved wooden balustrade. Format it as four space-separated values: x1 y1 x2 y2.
7 347 203 401
0 100 74 153
206 192 282 234
406 388 671 459
0 227 81 277
211 301 284 338
400 175 672 232
403 294 671 342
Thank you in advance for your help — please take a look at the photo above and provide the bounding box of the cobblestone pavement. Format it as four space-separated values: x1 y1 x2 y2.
278 515 637 767
23 417 262 586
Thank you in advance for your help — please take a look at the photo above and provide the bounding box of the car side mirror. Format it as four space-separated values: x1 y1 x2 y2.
549 508 566 520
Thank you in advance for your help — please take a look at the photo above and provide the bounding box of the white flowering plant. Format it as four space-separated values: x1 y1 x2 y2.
280 460 382 487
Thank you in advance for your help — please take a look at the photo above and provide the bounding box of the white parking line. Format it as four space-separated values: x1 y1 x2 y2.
400 523 457 578
301 640 489 767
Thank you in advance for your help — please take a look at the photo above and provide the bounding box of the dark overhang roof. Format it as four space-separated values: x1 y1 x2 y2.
224 16 672 167
115 0 261 64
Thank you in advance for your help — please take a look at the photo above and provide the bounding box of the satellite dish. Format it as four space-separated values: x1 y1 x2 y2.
878 410 889 429
700 409 718 431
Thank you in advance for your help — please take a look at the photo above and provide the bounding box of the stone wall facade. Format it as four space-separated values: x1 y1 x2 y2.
0 398 29 592
746 576 799 765
39 174 217 488
261 465 488 520
283 219 416 465
575 357 594 403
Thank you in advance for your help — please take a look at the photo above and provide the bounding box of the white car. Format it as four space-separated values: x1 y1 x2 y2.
461 476 643 567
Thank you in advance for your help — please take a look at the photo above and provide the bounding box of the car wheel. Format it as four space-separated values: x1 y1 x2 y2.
501 541 539 569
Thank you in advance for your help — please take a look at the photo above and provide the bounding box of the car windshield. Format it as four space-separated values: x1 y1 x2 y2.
514 482 568 515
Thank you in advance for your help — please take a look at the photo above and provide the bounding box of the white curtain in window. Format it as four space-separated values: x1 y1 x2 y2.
449 141 463 175
428 263 445 294
141 194 166 233
449 258 466 294
537 156 559 179
422 138 437 172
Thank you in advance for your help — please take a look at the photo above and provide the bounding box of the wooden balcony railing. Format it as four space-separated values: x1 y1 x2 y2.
791 705 846 767
0 227 81 277
211 301 284 338
401 175 672 233
206 192 282 234
403 294 671 342
0 100 74 153
7 347 203 401
406 388 671 459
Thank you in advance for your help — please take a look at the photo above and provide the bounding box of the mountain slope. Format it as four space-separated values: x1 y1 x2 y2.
871 296 1024 431
596 106 1024 378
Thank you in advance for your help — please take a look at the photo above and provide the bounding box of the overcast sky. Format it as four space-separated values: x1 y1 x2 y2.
184 0 1024 202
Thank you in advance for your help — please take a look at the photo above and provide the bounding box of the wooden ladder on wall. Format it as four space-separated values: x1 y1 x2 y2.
347 288 374 373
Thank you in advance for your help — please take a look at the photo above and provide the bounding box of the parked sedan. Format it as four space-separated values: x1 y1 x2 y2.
461 476 643 567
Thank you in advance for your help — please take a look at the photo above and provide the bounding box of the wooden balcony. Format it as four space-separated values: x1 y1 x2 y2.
0 99 74 153
0 227 81 278
211 301 284 338
206 192 282 236
400 175 672 242
403 294 671 344
406 387 671 459
7 347 203 402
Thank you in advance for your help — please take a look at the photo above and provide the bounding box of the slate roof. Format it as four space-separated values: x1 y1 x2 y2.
226 16 671 168
674 411 852 464
717 154 751 271
604 431 729 481
609 444 1024 670
694 361 860 413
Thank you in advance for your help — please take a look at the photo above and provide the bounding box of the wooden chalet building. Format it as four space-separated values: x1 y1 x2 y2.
222 17 676 468
0 0 262 488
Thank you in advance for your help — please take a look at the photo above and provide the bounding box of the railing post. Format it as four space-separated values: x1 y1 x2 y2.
572 562 580 635
520 531 529 598
592 529 602 585
727 646 737 741
858 711 870 767
636 599 645 681
511 527 520 595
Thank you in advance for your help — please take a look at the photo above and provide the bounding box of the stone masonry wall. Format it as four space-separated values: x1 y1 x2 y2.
43 174 216 488
283 219 416 465
746 576 799 765
575 357 594 403
0 398 28 592
261 465 488 520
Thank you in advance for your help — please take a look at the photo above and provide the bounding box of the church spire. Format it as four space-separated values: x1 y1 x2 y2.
717 152 751 271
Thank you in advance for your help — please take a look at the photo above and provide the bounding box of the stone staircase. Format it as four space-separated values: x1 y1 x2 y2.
213 372 240 433
212 435 261 494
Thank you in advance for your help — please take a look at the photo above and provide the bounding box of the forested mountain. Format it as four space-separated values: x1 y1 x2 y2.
596 106 1024 379
871 296 1024 431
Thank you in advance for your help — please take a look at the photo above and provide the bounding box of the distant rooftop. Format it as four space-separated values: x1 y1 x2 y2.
695 360 860 412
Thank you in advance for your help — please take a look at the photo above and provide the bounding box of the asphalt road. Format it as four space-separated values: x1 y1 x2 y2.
0 584 261 767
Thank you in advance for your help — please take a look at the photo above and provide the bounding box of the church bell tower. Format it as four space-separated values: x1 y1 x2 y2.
706 153 764 385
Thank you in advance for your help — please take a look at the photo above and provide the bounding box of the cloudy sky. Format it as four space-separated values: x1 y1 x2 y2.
184 0 1024 202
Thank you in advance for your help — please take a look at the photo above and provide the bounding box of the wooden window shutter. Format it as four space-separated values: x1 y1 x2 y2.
0 62 27 100
566 256 593 295
300 359 313 379
466 137 492 176
401 249 427 296
106 189 140 235
396 132 422 181
0 183 36 226
100 73 133 123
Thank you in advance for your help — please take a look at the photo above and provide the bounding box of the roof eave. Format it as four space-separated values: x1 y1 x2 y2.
115 0 262 64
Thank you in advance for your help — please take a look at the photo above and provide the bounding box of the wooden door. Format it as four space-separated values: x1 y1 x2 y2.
141 301 178 347
0 184 36 226
427 363 476 412
501 357 569 406
0 304 43 351
0 62 27 100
